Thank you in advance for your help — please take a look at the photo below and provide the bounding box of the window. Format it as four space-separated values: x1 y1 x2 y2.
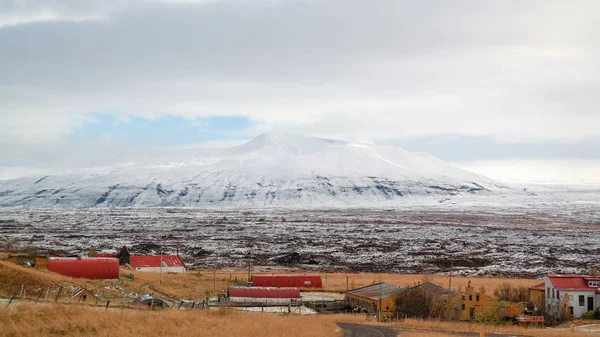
469 295 473 301
476 294 480 302
462 295 466 301
552 288 555 298
547 288 550 298
589 281 600 287
580 295 585 306
461 304 465 310
557 290 560 299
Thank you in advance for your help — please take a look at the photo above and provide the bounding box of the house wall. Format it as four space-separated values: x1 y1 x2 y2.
345 294 397 313
529 288 545 306
456 287 503 321
133 266 185 274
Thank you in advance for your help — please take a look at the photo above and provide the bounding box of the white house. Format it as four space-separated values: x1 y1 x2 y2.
544 271 600 318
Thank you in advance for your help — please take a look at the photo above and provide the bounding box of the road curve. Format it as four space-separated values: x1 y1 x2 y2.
337 323 397 337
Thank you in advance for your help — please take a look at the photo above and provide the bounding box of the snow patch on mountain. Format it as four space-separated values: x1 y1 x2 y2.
0 133 509 208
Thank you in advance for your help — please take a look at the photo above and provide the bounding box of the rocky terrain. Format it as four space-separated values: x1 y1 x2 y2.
1 204 599 277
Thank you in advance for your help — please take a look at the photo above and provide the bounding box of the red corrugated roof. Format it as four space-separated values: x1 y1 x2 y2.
128 255 184 268
547 274 600 291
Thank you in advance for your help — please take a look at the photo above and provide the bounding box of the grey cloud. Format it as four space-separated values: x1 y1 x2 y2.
0 0 599 157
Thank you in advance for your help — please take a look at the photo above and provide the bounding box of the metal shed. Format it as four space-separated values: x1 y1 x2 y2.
48 257 119 280
251 274 323 288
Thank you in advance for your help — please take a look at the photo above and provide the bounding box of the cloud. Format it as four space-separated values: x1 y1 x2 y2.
0 0 599 174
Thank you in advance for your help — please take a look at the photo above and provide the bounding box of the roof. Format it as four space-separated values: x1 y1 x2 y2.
547 274 600 292
345 283 403 301
405 282 461 299
228 286 301 299
128 255 184 268
531 282 546 291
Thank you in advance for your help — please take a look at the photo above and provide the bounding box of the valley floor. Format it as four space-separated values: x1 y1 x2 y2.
1 207 599 276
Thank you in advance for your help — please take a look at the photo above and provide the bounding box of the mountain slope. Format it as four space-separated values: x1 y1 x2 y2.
0 133 507 207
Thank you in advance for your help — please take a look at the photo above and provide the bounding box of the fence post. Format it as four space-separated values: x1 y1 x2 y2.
6 293 17 308
105 301 110 310
55 286 63 302
35 289 43 303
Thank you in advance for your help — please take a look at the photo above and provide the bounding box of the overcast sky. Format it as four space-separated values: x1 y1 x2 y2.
1 0 599 184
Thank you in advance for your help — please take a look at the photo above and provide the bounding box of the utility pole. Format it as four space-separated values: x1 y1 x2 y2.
448 259 453 290
378 283 382 322
213 261 217 292
247 249 252 284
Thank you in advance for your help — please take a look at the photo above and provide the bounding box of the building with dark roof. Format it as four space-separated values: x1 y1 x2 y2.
345 283 403 313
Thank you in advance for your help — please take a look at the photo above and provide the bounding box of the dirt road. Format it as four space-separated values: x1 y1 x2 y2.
337 323 532 337
337 323 397 337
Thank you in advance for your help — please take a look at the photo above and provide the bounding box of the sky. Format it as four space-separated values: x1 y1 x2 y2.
0 0 599 184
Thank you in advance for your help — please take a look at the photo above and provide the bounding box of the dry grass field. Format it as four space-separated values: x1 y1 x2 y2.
0 304 342 337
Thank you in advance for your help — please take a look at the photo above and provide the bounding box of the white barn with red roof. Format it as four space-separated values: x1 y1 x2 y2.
122 255 186 274
544 270 600 318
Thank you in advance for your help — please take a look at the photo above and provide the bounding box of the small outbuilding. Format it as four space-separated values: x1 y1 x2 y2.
250 274 322 288
48 257 120 280
228 286 301 305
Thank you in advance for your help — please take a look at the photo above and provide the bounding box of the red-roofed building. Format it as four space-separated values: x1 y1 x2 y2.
122 255 185 274
544 269 600 318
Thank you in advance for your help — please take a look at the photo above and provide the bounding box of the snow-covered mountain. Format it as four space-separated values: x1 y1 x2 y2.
0 133 508 208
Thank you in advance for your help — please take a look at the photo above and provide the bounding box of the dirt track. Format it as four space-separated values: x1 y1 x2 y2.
337 323 537 337
337 323 397 337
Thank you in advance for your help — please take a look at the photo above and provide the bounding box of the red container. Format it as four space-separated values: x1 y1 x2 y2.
250 274 323 288
48 257 119 280
228 286 301 299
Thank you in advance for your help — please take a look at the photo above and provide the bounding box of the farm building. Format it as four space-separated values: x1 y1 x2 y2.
48 257 119 280
122 255 185 274
398 282 525 321
91 246 186 274
345 283 403 313
227 286 301 305
251 274 322 288
544 270 600 318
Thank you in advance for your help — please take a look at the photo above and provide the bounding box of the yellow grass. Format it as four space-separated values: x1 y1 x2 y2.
123 270 236 299
0 304 341 337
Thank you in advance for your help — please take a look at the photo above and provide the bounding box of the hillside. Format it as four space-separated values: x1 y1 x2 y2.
0 133 508 208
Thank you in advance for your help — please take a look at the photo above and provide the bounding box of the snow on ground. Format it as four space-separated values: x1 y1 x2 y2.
1 200 598 277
